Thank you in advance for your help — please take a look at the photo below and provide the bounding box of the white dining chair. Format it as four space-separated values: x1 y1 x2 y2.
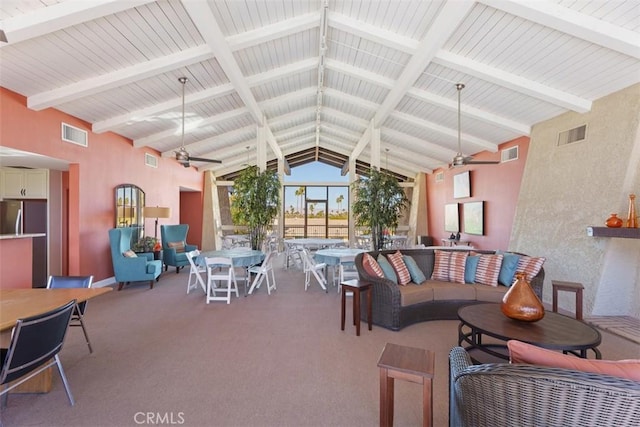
186 249 206 294
338 255 359 293
301 248 328 292
247 250 276 295
205 257 239 304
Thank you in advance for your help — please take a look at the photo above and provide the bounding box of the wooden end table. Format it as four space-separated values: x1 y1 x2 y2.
340 279 372 336
458 303 601 364
377 343 435 427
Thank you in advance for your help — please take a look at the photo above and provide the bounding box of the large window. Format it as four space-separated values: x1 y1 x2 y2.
283 185 349 239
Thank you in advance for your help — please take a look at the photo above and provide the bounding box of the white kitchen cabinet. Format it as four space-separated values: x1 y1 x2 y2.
1 168 48 199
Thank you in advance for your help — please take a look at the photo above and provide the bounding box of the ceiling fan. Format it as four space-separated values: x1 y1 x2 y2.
450 83 500 167
174 77 221 168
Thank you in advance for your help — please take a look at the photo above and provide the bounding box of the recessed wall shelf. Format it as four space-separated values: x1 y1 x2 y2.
586 227 640 239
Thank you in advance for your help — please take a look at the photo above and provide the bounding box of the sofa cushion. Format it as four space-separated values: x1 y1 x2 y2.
388 251 411 285
464 255 479 284
362 253 384 278
427 280 476 301
474 254 503 287
508 340 640 382
377 255 398 284
431 250 468 284
498 252 521 286
516 256 546 282
403 255 427 284
168 241 186 253
398 283 434 306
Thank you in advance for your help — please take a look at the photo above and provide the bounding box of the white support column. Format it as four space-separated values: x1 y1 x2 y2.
202 171 220 251
370 124 380 169
348 157 357 247
277 158 285 251
257 125 267 171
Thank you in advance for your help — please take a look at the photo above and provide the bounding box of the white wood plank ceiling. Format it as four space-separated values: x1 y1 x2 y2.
1 0 638 179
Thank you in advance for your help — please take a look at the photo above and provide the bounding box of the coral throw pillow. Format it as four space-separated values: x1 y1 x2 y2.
474 254 504 287
388 251 411 285
168 241 186 253
431 250 468 284
516 256 545 282
508 340 640 382
362 253 384 278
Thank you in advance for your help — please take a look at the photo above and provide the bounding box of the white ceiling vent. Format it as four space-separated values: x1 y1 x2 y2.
435 171 444 183
145 153 158 168
501 146 519 163
558 124 587 146
61 123 88 147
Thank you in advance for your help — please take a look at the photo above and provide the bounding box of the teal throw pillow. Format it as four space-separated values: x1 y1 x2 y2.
496 251 521 286
402 255 427 284
465 256 479 284
377 255 398 284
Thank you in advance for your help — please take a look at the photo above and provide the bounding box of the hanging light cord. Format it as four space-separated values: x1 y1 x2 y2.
179 77 187 150
456 83 464 154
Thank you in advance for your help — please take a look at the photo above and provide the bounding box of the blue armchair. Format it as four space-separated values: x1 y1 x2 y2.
108 227 162 290
160 224 198 273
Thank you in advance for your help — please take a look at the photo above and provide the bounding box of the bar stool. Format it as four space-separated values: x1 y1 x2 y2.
552 280 584 320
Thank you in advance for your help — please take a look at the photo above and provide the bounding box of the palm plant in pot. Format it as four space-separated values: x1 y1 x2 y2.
230 165 281 250
352 167 408 251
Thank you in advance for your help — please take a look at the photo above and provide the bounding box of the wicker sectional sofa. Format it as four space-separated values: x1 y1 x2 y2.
354 248 544 331
449 346 640 427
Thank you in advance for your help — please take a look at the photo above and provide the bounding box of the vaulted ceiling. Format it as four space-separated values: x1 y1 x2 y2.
1 1 638 180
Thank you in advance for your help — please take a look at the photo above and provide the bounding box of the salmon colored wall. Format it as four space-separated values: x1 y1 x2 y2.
1 88 204 282
426 137 530 251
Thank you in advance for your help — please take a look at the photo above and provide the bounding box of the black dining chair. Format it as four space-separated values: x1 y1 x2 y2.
47 275 94 353
0 299 76 407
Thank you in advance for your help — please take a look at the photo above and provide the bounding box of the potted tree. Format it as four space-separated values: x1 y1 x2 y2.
231 165 281 250
352 167 409 250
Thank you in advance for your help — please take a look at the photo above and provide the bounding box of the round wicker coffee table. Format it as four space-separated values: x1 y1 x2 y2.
457 303 602 364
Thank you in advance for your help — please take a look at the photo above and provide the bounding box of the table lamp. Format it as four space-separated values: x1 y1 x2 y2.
143 206 171 239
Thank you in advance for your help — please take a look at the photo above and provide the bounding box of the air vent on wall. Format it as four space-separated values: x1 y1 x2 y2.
501 146 519 163
558 124 587 146
145 153 158 168
61 123 88 147
435 171 444 183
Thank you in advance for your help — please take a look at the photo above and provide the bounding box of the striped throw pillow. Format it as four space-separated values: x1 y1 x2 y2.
516 256 546 282
475 254 504 287
388 251 411 285
362 253 384 278
431 250 468 284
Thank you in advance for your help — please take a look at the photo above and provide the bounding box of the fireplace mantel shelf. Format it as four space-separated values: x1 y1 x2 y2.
586 227 640 239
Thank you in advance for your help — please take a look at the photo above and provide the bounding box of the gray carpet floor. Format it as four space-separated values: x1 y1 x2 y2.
2 254 638 427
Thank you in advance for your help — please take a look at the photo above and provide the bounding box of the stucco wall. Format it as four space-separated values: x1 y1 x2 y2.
510 83 640 316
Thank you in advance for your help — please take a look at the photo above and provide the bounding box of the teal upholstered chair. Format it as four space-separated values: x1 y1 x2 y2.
160 224 198 273
108 227 162 290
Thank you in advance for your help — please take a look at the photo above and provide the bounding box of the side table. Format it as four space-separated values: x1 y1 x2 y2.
377 343 435 427
340 279 372 336
552 280 584 320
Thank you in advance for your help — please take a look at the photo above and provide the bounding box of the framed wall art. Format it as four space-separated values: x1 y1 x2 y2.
463 201 484 235
444 203 459 233
453 170 471 199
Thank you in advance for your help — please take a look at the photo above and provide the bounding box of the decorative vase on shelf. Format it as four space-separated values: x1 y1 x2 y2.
605 213 623 228
627 194 637 228
501 272 545 322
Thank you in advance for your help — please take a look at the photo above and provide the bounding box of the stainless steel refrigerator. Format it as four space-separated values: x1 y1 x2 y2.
0 199 48 287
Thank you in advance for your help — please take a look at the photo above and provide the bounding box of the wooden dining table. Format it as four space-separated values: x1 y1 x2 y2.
0 287 112 332
0 287 112 393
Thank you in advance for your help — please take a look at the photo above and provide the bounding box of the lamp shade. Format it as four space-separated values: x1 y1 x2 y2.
144 206 171 219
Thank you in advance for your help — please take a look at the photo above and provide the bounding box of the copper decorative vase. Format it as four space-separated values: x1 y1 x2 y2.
501 272 545 322
627 194 637 228
605 213 623 228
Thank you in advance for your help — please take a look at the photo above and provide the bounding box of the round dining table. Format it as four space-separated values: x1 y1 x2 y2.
197 249 265 296
313 248 366 266
283 238 345 249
